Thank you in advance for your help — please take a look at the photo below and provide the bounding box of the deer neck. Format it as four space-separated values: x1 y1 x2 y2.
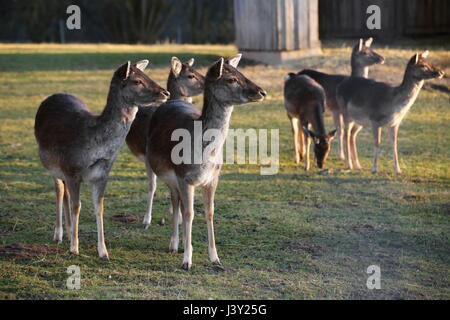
351 59 369 78
396 68 424 102
200 90 234 138
310 105 326 136
99 82 137 126
167 74 192 103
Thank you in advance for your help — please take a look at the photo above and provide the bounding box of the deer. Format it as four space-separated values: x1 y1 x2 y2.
336 51 445 174
34 60 169 260
146 54 266 270
298 38 385 162
125 57 205 229
284 73 336 170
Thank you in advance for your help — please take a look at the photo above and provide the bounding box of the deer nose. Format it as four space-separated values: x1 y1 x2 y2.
161 90 170 98
259 89 267 97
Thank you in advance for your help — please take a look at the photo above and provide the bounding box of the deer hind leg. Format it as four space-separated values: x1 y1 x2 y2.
65 178 81 255
202 177 220 265
388 125 402 174
332 111 345 160
290 116 301 163
168 186 181 253
143 162 157 229
178 180 195 270
53 178 64 244
343 120 354 170
350 124 363 169
92 179 109 260
371 125 382 174
62 181 71 240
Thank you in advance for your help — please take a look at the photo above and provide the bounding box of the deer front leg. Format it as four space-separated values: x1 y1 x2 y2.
332 111 345 160
92 179 109 260
388 125 402 174
350 124 363 169
304 135 311 171
179 181 195 270
290 117 301 163
143 162 157 229
168 187 181 253
202 177 220 265
343 120 354 170
66 178 81 255
53 178 65 244
371 125 382 174
62 182 72 240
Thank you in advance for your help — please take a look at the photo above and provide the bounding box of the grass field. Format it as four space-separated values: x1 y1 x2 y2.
0 42 449 300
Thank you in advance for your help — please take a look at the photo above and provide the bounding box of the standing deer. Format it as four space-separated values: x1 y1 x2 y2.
337 51 445 174
125 57 205 229
299 38 385 162
284 73 336 170
35 60 169 260
146 54 266 270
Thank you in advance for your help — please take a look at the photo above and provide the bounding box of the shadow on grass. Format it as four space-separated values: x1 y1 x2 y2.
0 52 223 72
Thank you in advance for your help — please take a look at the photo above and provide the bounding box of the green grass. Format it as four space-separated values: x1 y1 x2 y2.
0 43 449 300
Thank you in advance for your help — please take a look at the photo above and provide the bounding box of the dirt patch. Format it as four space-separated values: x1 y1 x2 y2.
112 213 140 224
285 241 326 256
0 243 56 260
337 223 388 234
288 201 327 209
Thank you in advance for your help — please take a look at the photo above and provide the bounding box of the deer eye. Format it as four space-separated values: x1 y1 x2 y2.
227 78 237 84
133 80 143 86
188 75 195 79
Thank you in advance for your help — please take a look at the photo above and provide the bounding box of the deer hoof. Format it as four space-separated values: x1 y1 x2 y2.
100 255 110 261
182 263 191 271
143 223 150 230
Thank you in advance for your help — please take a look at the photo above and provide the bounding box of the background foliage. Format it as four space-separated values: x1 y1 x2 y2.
0 0 236 44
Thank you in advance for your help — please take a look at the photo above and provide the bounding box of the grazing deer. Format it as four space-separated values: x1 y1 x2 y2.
299 38 385 161
337 51 445 174
125 57 205 229
35 60 169 260
146 54 266 270
284 73 336 170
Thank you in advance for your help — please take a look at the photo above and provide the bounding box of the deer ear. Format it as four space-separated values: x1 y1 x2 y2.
186 58 195 67
134 60 149 72
358 39 363 51
115 61 131 80
364 37 373 47
171 57 183 77
226 53 242 68
421 50 429 58
209 58 224 79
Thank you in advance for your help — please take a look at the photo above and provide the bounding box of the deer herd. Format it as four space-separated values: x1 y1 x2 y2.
34 39 444 270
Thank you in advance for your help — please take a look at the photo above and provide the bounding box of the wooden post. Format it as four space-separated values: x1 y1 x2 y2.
234 0 321 64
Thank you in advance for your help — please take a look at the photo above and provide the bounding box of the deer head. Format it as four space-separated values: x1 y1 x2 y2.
113 60 170 106
205 54 267 105
169 57 205 98
304 127 336 169
407 50 445 80
352 38 385 67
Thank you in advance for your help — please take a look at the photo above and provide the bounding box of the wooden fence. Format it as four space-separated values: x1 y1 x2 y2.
319 0 450 39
